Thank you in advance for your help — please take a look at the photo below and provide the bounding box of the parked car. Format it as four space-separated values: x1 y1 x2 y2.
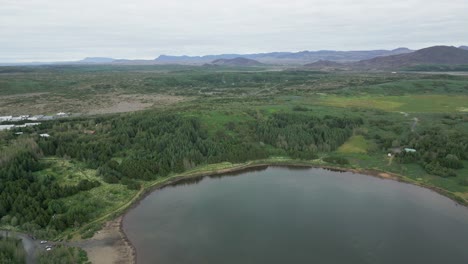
40 240 47 244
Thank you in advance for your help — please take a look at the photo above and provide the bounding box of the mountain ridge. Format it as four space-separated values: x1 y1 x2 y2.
3 46 468 67
353 46 468 69
303 46 468 70
155 48 413 65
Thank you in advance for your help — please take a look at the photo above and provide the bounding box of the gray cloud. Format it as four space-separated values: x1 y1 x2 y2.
0 0 467 62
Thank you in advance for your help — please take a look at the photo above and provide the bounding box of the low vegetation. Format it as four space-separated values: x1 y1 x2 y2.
37 245 90 264
0 235 26 264
337 135 369 153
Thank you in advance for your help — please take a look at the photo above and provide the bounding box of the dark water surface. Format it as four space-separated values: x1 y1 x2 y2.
123 167 468 264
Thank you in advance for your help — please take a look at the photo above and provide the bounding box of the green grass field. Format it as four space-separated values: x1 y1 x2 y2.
37 158 100 186
337 135 369 153
316 94 468 112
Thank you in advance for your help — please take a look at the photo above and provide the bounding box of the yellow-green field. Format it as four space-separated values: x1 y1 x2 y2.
38 158 100 186
41 158 139 206
316 95 468 113
337 135 369 154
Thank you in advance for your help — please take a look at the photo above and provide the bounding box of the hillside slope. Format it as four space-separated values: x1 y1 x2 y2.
208 57 263 66
353 46 468 69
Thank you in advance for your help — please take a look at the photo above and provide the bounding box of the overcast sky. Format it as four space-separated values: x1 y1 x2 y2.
1 0 467 62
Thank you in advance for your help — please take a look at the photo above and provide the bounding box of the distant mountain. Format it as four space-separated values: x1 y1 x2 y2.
6 46 468 67
208 57 263 66
155 48 413 65
79 57 116 63
353 46 468 69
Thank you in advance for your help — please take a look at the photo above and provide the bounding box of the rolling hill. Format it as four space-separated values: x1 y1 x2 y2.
208 57 263 66
303 60 345 70
155 48 412 65
79 57 116 63
352 46 468 69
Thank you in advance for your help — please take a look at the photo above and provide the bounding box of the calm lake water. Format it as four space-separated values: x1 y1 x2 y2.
123 167 468 264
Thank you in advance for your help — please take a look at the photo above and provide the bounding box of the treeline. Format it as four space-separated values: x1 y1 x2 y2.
40 114 269 185
396 127 467 177
37 112 361 187
256 113 363 159
142 71 321 93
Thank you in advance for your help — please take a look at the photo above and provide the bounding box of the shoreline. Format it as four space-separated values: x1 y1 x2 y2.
87 161 468 264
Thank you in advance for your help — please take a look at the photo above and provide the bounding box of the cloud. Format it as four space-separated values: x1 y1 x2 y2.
0 0 467 62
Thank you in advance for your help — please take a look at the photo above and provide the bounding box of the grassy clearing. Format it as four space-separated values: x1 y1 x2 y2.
34 158 139 239
352 79 468 95
337 135 369 153
37 158 100 186
317 95 403 111
317 94 468 113
61 180 138 240
190 110 253 133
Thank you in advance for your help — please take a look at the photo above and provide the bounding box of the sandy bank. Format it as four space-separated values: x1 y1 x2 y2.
70 216 135 264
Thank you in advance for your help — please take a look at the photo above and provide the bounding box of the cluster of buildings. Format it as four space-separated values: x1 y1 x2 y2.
0 112 69 132
0 122 41 131
387 147 417 157
0 112 68 122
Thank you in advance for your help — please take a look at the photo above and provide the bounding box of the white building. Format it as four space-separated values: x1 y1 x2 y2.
28 115 44 121
0 116 13 122
404 148 417 153
16 123 41 128
0 125 15 131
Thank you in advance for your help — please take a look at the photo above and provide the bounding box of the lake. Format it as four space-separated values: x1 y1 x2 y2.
123 167 468 264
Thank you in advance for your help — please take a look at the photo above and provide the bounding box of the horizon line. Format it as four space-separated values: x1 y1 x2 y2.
1 44 467 64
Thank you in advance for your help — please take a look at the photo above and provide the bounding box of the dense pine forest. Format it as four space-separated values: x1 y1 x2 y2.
0 112 366 235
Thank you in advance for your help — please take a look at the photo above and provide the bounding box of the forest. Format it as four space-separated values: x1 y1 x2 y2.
1 112 366 235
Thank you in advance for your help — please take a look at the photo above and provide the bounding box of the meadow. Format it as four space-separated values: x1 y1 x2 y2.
316 94 468 112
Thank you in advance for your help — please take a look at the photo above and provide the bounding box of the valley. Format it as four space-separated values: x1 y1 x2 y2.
1 46 468 263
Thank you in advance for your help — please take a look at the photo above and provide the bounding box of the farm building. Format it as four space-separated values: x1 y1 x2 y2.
404 148 417 153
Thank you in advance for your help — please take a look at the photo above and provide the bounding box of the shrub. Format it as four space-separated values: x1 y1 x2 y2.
323 156 349 165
